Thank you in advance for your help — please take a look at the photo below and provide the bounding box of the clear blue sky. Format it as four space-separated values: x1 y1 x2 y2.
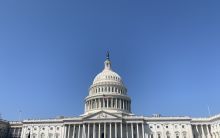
0 0 220 121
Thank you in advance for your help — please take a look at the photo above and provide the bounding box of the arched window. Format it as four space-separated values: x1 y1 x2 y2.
41 133 45 138
32 133 37 138
105 99 107 108
49 133 53 138
108 98 111 107
175 132 180 138
157 132 161 138
166 131 170 138
55 133 60 138
182 131 187 138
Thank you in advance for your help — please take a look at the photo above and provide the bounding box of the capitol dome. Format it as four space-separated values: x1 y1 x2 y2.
84 52 132 115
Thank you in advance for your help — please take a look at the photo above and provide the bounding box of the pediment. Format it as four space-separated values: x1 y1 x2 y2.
83 111 121 120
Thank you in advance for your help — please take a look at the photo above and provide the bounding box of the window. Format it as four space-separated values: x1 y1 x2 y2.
157 125 160 128
55 133 60 138
157 133 161 138
182 132 187 138
41 133 45 138
166 132 170 138
108 99 111 107
182 125 185 128
33 134 37 138
175 132 180 138
49 133 53 138
50 127 53 130
57 127 59 130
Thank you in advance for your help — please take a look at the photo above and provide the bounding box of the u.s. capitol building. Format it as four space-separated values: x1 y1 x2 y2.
6 53 220 138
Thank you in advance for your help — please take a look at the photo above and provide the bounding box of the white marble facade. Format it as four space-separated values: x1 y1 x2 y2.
10 53 220 138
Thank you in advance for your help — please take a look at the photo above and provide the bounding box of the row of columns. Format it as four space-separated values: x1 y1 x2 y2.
91 86 126 95
64 122 145 138
194 124 211 138
85 98 131 112
10 127 22 137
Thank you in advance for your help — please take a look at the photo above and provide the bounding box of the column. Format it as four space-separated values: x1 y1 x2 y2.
111 98 113 108
142 123 145 138
131 123 134 138
104 123 106 138
126 123 128 138
83 124 86 138
107 98 109 108
20 128 24 138
201 125 205 138
93 123 96 138
206 125 211 138
103 98 105 108
85 103 87 112
87 124 90 138
137 123 139 138
78 125 81 138
13 128 16 138
110 123 112 138
123 100 125 110
116 99 118 108
195 125 199 138
73 125 76 138
115 123 117 138
63 125 67 138
87 101 90 110
121 123 123 138
88 101 90 109
67 125 70 138
119 99 121 109
99 123 101 138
